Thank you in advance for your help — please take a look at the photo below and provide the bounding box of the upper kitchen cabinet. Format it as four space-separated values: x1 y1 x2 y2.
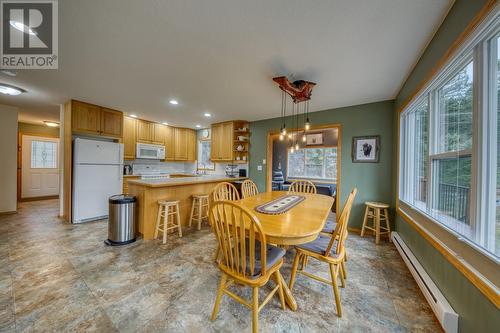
152 123 167 145
211 121 233 161
187 129 196 161
71 100 123 138
136 119 154 143
100 108 123 137
71 100 101 134
165 125 175 160
123 116 137 160
174 127 188 160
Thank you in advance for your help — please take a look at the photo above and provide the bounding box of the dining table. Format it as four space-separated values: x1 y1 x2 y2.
237 191 335 311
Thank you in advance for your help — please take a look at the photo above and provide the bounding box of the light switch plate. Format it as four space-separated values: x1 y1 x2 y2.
257 165 262 171
262 159 266 165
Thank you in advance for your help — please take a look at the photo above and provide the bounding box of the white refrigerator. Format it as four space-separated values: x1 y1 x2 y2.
72 138 123 223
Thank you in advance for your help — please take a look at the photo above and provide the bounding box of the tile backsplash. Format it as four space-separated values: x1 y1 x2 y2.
126 159 247 176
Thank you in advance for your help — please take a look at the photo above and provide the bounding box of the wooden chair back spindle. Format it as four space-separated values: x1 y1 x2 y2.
212 182 240 202
325 188 357 256
210 201 267 279
289 180 317 194
241 179 259 199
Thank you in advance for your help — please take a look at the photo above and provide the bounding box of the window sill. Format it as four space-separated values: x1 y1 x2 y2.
397 201 500 308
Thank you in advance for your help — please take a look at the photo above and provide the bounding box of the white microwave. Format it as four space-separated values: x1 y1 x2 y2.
136 143 165 160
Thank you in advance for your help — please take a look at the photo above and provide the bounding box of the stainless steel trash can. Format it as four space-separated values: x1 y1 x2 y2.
105 195 137 246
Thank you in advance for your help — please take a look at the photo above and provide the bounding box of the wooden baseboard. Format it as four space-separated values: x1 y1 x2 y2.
19 195 59 202
0 210 17 216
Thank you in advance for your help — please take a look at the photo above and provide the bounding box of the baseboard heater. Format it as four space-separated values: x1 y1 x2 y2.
391 232 458 333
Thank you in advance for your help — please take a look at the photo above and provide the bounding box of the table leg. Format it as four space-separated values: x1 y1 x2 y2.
272 273 297 311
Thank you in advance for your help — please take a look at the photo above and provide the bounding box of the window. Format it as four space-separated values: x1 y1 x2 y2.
287 147 337 182
399 21 500 259
197 140 214 170
31 140 57 169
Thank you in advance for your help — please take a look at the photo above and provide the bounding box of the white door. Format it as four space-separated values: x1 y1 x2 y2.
22 135 60 198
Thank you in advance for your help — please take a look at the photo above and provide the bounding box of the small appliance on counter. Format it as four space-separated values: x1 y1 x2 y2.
239 169 247 177
225 164 239 177
124 165 132 175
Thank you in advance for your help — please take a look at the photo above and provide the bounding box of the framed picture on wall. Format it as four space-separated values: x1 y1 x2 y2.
352 135 380 163
305 133 323 145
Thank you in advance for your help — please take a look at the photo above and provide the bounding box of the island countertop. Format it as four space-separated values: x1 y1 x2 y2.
127 175 246 188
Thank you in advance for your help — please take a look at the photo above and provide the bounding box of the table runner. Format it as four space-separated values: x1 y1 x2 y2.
254 194 305 215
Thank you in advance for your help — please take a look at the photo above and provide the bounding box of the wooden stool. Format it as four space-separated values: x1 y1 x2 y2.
360 202 391 244
189 194 209 230
155 200 182 244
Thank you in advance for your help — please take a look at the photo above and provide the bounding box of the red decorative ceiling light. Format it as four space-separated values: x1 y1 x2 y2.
273 76 316 151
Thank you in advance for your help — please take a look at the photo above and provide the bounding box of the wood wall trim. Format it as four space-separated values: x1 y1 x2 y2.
397 207 500 309
396 0 498 115
394 0 500 309
265 123 341 214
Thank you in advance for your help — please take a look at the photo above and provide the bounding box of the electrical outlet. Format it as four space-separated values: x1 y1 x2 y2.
257 165 262 171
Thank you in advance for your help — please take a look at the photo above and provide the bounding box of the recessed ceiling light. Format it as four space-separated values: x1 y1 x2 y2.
169 99 179 105
129 114 137 118
195 125 202 128
0 83 25 95
162 122 168 125
203 113 212 118
9 21 36 35
44 121 59 127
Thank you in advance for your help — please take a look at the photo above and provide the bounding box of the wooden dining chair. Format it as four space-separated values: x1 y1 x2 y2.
288 188 357 317
209 201 286 333
212 182 240 201
288 180 317 194
241 179 259 199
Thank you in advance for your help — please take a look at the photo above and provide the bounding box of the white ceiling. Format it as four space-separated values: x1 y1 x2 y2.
0 0 453 127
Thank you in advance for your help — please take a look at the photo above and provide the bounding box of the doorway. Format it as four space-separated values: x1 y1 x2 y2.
20 135 60 200
266 124 341 213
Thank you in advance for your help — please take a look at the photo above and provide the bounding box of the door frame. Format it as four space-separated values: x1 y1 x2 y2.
266 123 342 214
18 132 60 202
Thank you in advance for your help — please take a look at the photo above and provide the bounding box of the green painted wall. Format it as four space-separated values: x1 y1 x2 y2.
394 0 500 332
249 100 394 229
18 122 59 137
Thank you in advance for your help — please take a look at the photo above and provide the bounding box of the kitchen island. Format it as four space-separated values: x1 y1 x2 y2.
127 175 246 240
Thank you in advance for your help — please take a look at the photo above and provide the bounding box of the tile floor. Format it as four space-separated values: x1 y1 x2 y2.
0 199 441 332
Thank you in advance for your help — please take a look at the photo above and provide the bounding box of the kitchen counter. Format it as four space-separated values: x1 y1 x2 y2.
127 175 246 188
127 175 246 240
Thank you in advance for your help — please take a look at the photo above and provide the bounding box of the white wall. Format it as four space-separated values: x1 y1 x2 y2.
0 104 18 213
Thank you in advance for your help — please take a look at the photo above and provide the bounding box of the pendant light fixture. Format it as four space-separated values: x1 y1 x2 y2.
273 76 316 152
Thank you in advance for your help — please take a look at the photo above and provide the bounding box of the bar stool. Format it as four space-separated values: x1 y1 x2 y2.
360 201 391 244
155 200 182 244
189 194 209 230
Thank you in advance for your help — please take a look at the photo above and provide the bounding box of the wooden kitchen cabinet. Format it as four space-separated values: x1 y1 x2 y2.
123 116 136 159
165 125 175 160
71 100 123 138
100 108 123 137
187 129 196 161
72 100 101 134
152 123 166 144
211 121 233 161
174 127 188 160
136 119 154 143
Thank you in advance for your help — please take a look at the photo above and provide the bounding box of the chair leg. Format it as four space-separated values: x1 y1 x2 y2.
375 208 380 244
176 204 182 237
339 264 346 288
329 264 342 317
289 252 302 290
211 273 227 321
300 254 308 270
252 287 259 333
384 208 392 242
188 199 195 228
275 271 286 310
198 199 203 230
213 245 220 262
163 207 168 244
154 205 162 239
341 259 347 279
360 206 369 237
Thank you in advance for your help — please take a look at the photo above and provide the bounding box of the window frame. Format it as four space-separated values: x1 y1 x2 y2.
286 146 338 183
398 14 500 263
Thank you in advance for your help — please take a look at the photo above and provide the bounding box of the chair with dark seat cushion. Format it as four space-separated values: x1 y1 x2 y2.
321 215 337 234
289 188 357 318
210 201 286 333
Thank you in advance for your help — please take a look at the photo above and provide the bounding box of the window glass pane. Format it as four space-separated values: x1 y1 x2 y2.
198 141 214 169
287 147 336 181
31 140 57 169
414 99 429 207
437 61 473 153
